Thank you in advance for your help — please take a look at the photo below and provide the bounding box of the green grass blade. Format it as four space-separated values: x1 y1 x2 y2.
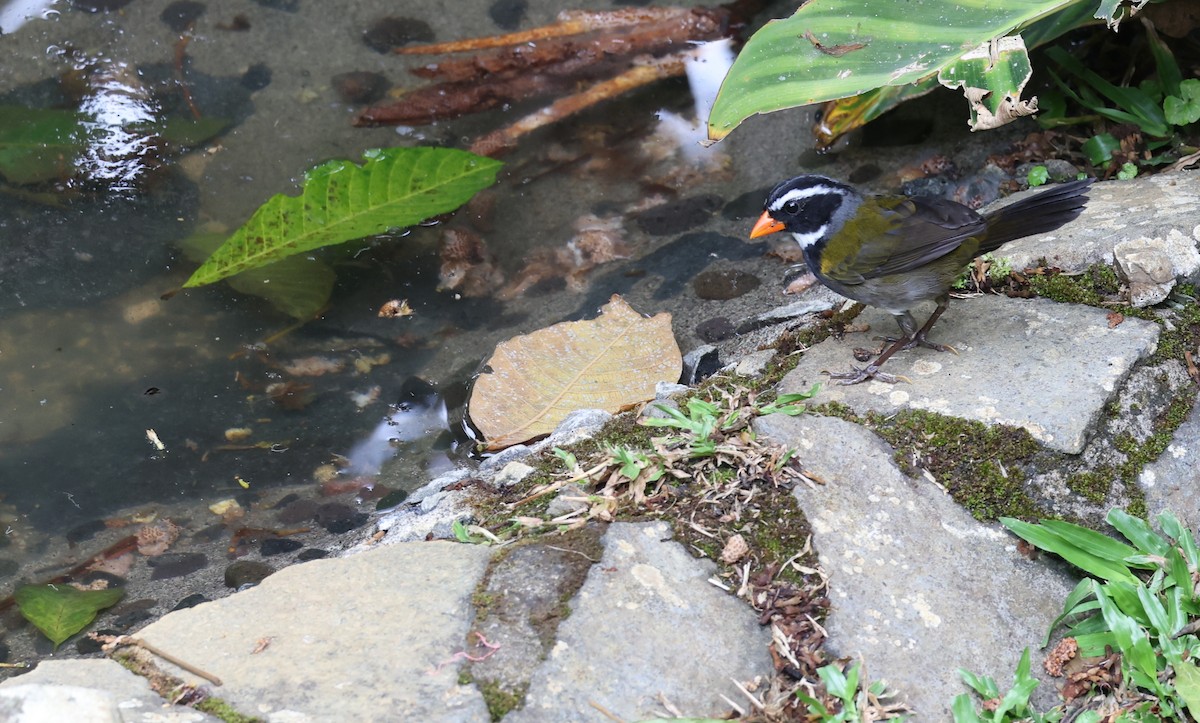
184 147 502 287
1001 518 1139 583
1108 508 1171 557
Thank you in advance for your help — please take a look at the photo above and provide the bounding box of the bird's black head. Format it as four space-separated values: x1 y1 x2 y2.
752 175 860 249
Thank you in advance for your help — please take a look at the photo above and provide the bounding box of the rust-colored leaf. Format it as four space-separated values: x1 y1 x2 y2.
469 295 681 450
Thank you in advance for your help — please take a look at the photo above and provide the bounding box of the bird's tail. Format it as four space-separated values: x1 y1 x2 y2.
980 178 1094 253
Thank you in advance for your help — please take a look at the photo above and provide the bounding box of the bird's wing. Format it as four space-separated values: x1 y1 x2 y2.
817 196 986 284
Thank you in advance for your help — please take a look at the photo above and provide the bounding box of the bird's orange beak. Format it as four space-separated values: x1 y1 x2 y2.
749 211 785 239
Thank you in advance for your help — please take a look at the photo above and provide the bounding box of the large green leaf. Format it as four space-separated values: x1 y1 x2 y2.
184 147 503 288
708 0 1089 142
14 583 124 648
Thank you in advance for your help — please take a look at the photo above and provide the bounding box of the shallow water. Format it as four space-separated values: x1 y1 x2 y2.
0 0 812 580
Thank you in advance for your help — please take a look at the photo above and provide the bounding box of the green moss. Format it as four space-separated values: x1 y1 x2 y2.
480 681 527 721
1066 470 1114 504
815 405 1044 521
195 698 262 723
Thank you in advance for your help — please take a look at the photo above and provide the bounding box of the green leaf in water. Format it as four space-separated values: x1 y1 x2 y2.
184 146 503 288
14 583 124 648
0 106 91 185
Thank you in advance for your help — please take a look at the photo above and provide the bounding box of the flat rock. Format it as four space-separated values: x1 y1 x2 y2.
778 295 1159 453
136 541 493 722
755 414 1078 718
995 172 1200 274
508 521 773 722
1138 397 1200 531
0 659 216 722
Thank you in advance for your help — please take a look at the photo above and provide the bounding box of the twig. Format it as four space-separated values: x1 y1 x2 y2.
544 545 600 563
93 634 222 686
588 700 626 722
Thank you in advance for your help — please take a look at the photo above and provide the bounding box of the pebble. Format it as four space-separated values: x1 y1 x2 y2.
488 0 527 29
633 194 723 236
160 1 205 32
695 316 735 342
240 63 273 91
224 560 274 589
362 16 434 53
261 538 304 556
315 503 368 533
693 269 761 300
0 558 18 579
297 549 329 561
277 498 319 524
72 0 135 10
332 71 388 104
172 593 208 611
147 552 208 580
65 519 106 545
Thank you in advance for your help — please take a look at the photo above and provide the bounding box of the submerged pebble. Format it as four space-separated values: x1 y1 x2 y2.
241 63 273 91
160 1 206 32
332 71 388 105
172 593 208 611
362 17 434 53
297 548 329 561
260 538 304 556
0 559 19 579
224 560 274 588
66 519 107 545
488 0 526 30
277 498 319 524
693 269 761 301
148 552 209 580
695 316 735 342
633 194 723 236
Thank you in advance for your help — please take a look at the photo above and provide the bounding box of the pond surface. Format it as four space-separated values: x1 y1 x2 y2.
0 0 1008 673
1 0 845 642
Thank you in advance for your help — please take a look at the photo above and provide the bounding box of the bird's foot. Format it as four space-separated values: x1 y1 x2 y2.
823 365 911 386
876 335 959 354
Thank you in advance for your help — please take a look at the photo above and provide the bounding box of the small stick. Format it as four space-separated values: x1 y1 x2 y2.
94 634 223 686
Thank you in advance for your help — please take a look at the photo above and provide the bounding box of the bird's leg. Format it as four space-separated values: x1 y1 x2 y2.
876 296 958 353
909 294 957 353
826 300 957 385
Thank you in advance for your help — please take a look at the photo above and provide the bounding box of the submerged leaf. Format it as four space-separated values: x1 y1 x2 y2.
14 583 124 648
0 106 91 185
184 147 502 287
468 295 682 450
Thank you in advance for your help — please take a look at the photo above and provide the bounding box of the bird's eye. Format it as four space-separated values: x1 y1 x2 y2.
782 200 801 214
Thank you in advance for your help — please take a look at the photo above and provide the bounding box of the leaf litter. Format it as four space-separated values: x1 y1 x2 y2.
465 380 911 721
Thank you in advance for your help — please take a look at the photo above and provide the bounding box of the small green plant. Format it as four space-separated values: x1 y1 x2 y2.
952 649 1060 722
958 509 1200 720
1117 161 1139 180
797 661 907 722
1026 165 1050 187
642 385 819 459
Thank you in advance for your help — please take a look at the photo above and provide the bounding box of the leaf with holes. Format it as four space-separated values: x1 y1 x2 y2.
468 295 682 450
184 146 502 287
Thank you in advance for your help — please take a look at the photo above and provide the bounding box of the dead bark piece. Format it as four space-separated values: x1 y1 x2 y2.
357 6 727 128
394 7 699 55
470 55 685 156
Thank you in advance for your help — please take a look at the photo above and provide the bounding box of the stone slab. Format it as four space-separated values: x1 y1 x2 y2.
0 658 217 722
135 541 494 723
779 295 1159 453
1139 393 1200 531
755 414 1078 717
509 521 773 722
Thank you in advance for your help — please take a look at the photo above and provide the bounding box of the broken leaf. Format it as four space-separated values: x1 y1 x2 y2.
469 295 681 450
183 147 502 287
14 584 124 648
938 36 1037 131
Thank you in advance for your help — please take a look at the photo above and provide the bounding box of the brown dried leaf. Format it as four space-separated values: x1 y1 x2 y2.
469 294 681 450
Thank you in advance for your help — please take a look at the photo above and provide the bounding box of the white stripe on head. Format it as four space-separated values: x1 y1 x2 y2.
791 226 827 249
770 184 842 211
